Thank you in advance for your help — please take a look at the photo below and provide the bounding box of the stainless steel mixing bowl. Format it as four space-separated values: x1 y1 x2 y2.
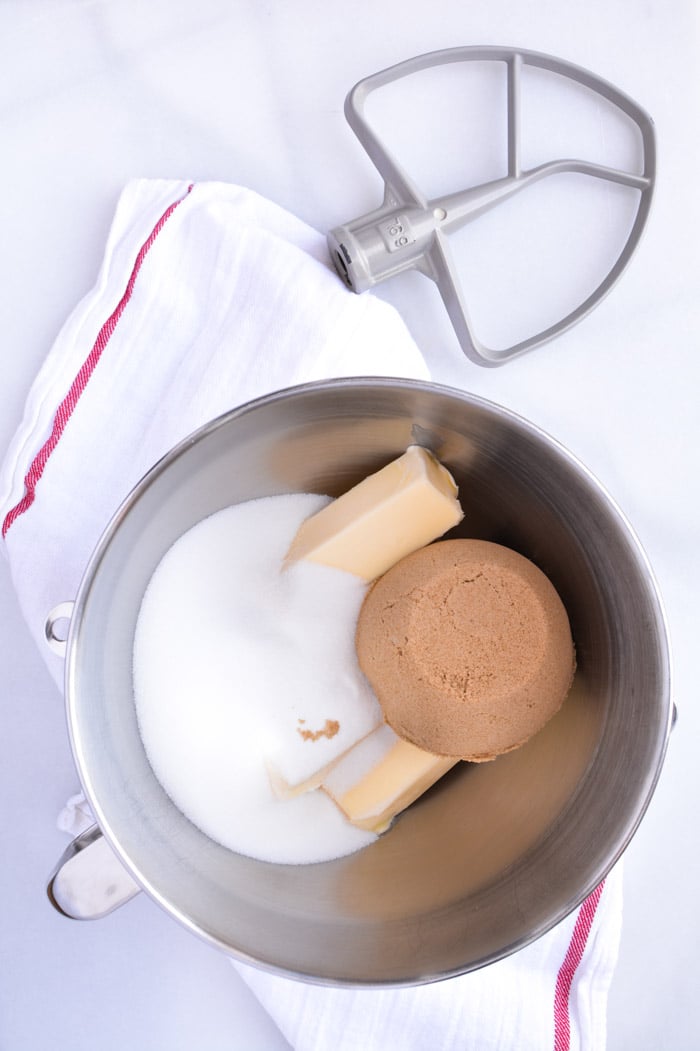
56 377 671 984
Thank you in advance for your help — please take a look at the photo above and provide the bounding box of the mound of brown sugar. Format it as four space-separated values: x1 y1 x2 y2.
355 539 575 761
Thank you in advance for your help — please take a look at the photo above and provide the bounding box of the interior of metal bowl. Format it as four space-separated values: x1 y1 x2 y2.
65 378 671 985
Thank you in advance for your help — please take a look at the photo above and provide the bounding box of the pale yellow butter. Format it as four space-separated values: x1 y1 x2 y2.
266 750 362 800
322 724 459 832
284 445 463 582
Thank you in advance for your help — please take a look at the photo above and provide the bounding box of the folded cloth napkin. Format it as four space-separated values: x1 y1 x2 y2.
1 178 622 1051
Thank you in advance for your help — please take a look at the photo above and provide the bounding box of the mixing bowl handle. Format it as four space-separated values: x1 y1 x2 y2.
43 602 142 919
44 601 75 656
47 824 141 919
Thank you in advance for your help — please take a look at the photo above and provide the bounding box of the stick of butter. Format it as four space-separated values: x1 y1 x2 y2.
322 724 459 833
284 445 464 581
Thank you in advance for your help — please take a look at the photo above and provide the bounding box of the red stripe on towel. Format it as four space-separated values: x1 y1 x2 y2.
553 881 605 1051
2 183 194 539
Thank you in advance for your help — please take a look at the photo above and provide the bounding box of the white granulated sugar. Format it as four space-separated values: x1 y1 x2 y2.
132 493 381 865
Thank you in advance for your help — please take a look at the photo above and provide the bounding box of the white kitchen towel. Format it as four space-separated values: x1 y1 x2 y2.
1 178 622 1051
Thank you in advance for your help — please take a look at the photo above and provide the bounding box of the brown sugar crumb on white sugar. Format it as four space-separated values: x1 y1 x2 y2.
297 718 341 742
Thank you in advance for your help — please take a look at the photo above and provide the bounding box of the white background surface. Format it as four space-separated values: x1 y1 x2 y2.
1 2 698 1049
